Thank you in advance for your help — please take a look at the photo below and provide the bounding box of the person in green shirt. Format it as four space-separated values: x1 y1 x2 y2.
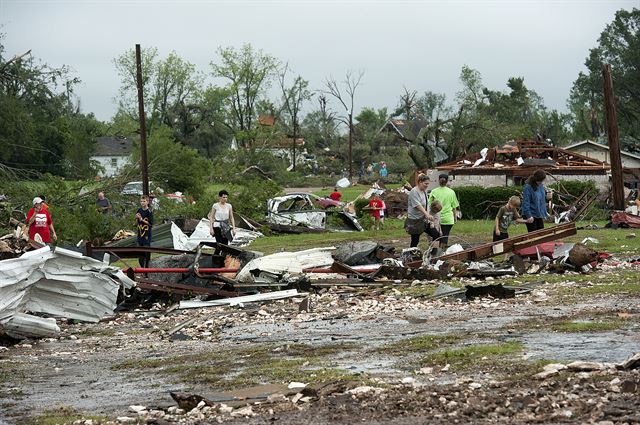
428 173 460 247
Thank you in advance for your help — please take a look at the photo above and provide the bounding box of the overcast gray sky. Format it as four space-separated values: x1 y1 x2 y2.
1 0 637 121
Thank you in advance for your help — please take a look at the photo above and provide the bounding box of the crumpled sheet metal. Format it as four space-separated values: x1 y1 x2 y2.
236 247 335 284
0 246 135 339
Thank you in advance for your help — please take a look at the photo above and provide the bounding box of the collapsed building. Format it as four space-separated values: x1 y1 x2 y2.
433 140 611 192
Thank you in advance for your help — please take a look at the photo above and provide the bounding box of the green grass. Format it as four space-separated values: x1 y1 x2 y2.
27 407 106 425
380 334 462 354
420 342 523 370
111 343 362 390
313 184 403 203
248 217 640 255
550 319 627 332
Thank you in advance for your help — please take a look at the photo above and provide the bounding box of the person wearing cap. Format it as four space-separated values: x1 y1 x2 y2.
428 173 460 247
27 196 57 243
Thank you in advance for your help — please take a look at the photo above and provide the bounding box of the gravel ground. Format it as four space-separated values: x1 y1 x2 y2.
1 260 639 424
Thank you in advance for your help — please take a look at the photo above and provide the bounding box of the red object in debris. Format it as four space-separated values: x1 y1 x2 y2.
513 242 563 259
611 211 640 228
127 267 238 274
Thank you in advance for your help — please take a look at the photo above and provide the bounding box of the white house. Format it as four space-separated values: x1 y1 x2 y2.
91 137 133 177
564 140 640 168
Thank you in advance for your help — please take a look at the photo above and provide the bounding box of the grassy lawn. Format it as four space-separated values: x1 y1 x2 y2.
249 217 640 255
312 184 403 203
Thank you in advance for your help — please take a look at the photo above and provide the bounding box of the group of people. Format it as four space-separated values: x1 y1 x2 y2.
26 168 551 265
404 168 551 253
404 173 460 253
359 162 388 180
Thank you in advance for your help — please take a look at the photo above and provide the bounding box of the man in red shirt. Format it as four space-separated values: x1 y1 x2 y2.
27 196 57 243
329 188 342 202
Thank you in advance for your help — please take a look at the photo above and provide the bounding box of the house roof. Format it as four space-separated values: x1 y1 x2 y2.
437 139 610 177
94 137 133 157
564 140 640 161
258 115 276 127
379 118 428 141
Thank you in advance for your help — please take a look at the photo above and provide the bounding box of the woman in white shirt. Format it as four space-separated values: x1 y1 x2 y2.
209 190 236 245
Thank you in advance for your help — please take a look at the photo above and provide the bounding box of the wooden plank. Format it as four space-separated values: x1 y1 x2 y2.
436 223 576 262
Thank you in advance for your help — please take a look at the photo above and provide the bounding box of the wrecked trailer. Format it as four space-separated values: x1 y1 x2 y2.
266 193 363 232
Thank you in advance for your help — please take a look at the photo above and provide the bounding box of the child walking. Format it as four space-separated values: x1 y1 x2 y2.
493 196 533 242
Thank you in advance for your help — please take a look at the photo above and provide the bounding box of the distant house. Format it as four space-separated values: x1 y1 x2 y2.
378 118 427 144
91 136 133 177
564 140 640 168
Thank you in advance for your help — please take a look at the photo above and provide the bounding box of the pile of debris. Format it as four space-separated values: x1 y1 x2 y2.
0 246 134 339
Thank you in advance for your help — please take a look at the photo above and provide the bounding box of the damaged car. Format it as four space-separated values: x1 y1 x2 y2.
266 193 362 232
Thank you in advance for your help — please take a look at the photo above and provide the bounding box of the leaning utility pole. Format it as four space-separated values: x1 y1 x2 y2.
135 44 150 196
602 64 624 211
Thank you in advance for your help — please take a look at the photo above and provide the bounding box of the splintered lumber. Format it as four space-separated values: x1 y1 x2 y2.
178 289 301 309
436 222 577 263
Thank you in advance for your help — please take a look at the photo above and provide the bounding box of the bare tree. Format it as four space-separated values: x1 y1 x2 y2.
324 70 364 180
394 87 417 119
279 64 312 171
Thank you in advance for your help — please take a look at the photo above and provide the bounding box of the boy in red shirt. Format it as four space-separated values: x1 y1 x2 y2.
329 188 342 202
368 193 383 230
27 196 57 243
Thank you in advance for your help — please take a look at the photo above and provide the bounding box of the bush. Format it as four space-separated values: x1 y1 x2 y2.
353 198 370 218
454 180 600 220
454 186 522 220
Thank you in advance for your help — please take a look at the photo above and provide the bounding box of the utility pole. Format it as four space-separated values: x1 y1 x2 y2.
348 112 353 181
602 64 624 211
135 44 150 196
292 117 297 172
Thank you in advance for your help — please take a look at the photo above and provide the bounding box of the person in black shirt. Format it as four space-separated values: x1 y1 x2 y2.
135 195 153 267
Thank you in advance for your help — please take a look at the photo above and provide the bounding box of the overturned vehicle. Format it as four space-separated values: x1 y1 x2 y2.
266 193 362 233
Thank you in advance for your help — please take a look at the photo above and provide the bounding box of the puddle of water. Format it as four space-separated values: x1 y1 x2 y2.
520 330 640 363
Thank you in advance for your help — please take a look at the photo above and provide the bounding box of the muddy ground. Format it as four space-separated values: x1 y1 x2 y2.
1 259 640 424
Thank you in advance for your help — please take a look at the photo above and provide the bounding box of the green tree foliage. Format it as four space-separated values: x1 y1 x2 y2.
0 34 102 179
301 94 339 151
568 8 640 151
354 107 388 155
447 66 559 159
187 86 234 158
129 126 211 197
211 44 279 147
113 48 202 140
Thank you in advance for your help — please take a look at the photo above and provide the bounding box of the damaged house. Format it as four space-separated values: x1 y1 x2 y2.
435 140 611 192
